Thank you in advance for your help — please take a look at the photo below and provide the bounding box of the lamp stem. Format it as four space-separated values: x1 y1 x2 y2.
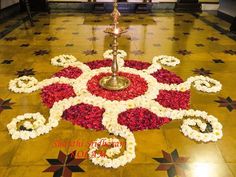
98 0 130 91
111 0 119 79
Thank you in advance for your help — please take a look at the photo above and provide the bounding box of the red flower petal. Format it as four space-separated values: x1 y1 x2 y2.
156 90 190 109
151 69 183 84
86 59 151 70
41 83 76 108
124 60 151 70
118 108 171 131
87 72 148 101
53 66 82 79
86 59 112 70
62 103 105 130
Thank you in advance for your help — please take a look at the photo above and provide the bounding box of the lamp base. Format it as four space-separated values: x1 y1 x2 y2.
99 75 130 91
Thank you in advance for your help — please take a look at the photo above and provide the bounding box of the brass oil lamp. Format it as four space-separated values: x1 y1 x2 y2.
99 0 130 91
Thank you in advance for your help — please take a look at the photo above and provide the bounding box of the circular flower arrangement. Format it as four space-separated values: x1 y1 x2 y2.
7 50 223 169
87 72 148 101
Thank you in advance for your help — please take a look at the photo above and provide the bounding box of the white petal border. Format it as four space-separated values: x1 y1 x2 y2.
7 53 224 169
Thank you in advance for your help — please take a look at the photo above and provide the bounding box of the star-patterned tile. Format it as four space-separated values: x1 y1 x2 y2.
177 50 192 56
215 97 236 112
183 32 190 35
0 98 14 114
43 150 85 177
83 50 97 55
193 27 204 31
213 59 224 63
16 68 36 77
1 59 13 64
207 37 219 41
192 68 213 76
20 43 30 47
195 43 204 47
34 32 41 35
153 149 189 177
34 50 50 56
168 37 179 41
224 50 236 55
4 37 17 41
65 43 74 47
46 37 59 41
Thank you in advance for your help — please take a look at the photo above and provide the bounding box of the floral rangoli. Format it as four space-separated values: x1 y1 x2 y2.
7 51 223 168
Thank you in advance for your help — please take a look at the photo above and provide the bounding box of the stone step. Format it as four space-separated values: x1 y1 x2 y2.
93 3 106 13
174 2 201 12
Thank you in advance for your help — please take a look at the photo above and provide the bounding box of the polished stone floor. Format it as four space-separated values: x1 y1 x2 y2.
0 11 236 177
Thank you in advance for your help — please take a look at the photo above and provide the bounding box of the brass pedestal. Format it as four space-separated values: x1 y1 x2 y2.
99 75 130 91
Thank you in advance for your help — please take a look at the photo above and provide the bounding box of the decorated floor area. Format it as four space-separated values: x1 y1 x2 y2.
0 11 236 177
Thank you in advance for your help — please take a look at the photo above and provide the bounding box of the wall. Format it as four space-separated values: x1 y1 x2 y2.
1 0 19 9
219 0 236 17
